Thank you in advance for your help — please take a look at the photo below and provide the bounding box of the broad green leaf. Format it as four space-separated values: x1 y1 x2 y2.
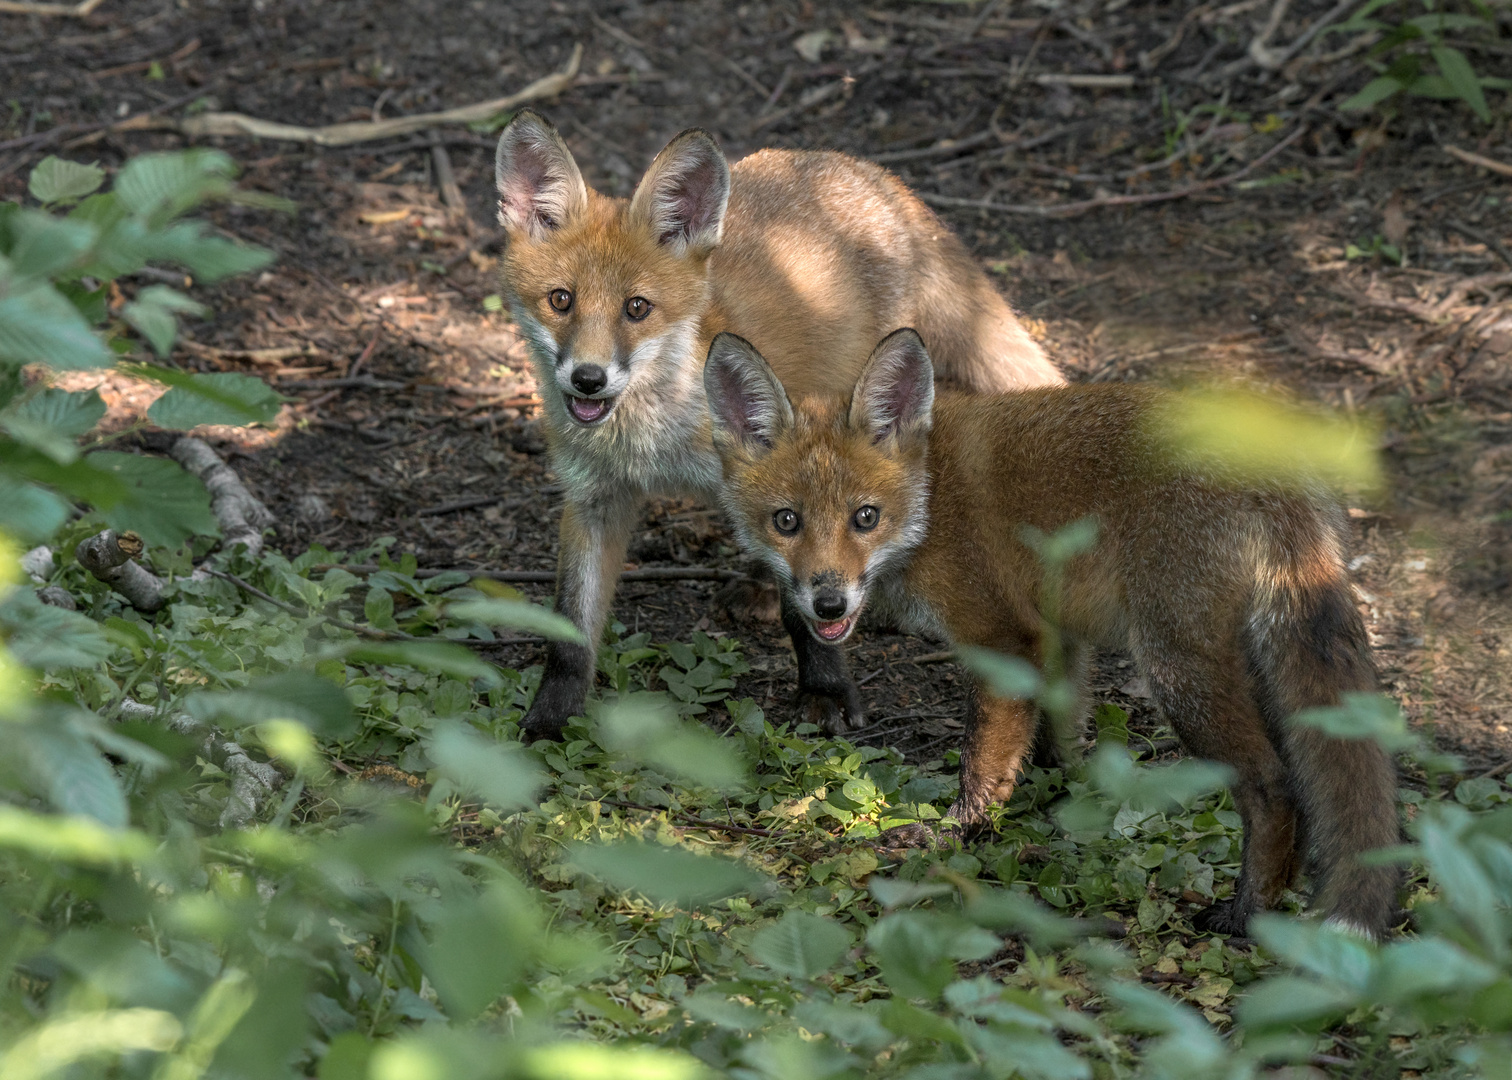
1234 974 1359 1028
572 841 769 907
11 388 106 438
964 887 1091 948
23 722 129 827
145 221 275 283
867 911 1000 1001
28 156 106 207
1250 915 1377 992
427 721 543 810
422 878 542 1018
121 285 206 357
185 671 356 738
336 640 503 686
518 1044 713 1080
0 805 154 864
1431 45 1490 121
957 646 1041 699
1292 692 1417 751
965 1026 1091 1080
0 589 114 668
0 274 114 369
449 597 585 642
5 208 99 280
90 450 219 546
0 1009 181 1080
114 148 236 222
145 371 281 429
0 412 83 465
0 478 70 542
595 695 748 791
1340 75 1406 112
749 909 852 979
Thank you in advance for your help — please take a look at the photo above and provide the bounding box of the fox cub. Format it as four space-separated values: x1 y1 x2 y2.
493 110 1063 741
704 328 1400 938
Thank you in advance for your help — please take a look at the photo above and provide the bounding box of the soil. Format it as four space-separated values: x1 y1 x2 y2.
3 0 1510 774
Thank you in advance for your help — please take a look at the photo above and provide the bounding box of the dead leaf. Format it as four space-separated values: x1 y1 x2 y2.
794 28 833 62
1382 191 1409 248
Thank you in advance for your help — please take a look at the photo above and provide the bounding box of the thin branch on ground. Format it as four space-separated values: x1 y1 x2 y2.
1444 144 1512 179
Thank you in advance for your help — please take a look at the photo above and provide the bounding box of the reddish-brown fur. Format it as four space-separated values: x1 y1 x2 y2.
707 329 1401 938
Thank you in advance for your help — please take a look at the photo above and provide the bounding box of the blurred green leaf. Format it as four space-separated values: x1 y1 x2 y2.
89 451 219 546
427 721 543 811
749 909 851 979
957 646 1042 699
143 371 282 429
449 596 585 642
422 878 543 1019
595 695 748 792
120 285 205 357
572 841 768 907
867 911 1000 1001
28 157 106 208
0 276 114 369
185 671 356 739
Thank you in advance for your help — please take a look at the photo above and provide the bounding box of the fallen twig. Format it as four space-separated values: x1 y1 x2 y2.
0 0 106 15
428 129 470 228
176 44 581 147
1445 220 1512 270
919 124 1307 218
749 78 850 133
1444 144 1512 179
76 529 166 612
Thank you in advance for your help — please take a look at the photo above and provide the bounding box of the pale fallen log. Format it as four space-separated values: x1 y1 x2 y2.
171 436 275 560
178 44 581 148
76 529 167 613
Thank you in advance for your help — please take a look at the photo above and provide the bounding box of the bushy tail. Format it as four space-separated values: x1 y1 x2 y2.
1245 500 1401 936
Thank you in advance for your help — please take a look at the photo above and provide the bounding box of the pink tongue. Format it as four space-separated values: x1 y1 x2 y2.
569 396 608 423
816 619 849 641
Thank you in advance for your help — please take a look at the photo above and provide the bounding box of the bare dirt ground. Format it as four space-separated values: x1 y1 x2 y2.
3 0 1509 771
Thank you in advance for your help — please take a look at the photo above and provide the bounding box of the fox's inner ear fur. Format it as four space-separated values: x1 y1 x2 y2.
850 328 936 444
494 109 588 241
629 129 730 257
704 333 793 451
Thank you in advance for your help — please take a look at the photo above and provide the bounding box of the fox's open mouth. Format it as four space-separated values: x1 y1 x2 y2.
565 394 615 425
811 615 856 643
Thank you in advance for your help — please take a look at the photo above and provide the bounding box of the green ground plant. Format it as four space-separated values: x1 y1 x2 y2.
2 152 1511 1079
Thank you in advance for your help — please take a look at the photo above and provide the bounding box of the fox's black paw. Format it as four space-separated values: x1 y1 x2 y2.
519 680 587 742
1192 898 1253 939
876 822 945 852
801 688 866 735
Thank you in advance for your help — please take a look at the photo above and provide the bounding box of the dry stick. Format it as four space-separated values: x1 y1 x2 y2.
918 124 1307 219
75 529 166 612
749 79 849 133
1253 0 1363 70
176 45 581 147
427 129 469 227
1444 144 1512 179
1445 219 1512 270
0 0 105 15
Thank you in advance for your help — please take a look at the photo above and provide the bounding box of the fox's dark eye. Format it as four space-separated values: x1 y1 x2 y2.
853 505 879 531
549 288 573 312
625 296 653 321
773 509 800 535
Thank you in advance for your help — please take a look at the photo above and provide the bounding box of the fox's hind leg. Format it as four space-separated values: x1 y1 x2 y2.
1134 639 1302 936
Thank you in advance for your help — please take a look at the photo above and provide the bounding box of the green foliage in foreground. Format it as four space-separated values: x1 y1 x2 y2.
3 148 1511 1080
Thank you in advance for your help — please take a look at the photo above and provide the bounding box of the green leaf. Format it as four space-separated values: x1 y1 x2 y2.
1234 975 1359 1028
867 911 1000 1001
145 371 281 429
427 721 543 811
114 149 236 222
449 597 585 642
956 646 1042 699
1340 75 1407 112
145 221 274 283
28 157 106 207
595 695 749 791
1431 45 1490 121
185 672 356 739
335 640 503 687
571 841 769 907
0 478 70 542
12 388 106 438
5 209 99 280
750 909 852 979
421 878 544 1019
23 722 129 827
121 285 206 357
1291 692 1416 751
90 450 219 546
0 805 154 865
0 589 114 668
0 274 114 369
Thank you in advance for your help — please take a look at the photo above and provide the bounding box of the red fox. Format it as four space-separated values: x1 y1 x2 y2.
703 327 1401 938
493 110 1063 740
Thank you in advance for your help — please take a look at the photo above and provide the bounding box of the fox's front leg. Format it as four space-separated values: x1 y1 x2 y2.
780 593 865 734
520 496 639 741
881 685 1037 849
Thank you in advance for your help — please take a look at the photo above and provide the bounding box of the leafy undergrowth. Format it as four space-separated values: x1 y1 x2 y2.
6 524 1509 1079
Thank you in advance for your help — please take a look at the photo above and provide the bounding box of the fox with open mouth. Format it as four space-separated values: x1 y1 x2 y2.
702 327 1401 939
493 110 1064 740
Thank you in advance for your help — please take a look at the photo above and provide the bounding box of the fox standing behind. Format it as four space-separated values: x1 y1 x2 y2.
704 328 1401 938
493 111 1063 741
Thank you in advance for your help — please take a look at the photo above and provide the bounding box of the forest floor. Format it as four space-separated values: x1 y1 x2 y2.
3 0 1510 770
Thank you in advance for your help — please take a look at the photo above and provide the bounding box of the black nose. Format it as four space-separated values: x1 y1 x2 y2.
812 588 847 620
570 364 607 396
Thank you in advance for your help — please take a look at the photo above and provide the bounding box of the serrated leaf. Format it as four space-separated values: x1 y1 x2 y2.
28 156 106 207
867 911 1001 1001
750 909 851 979
145 372 281 429
114 149 236 222
1431 45 1490 121
24 722 128 827
427 721 543 811
6 209 99 280
145 221 274 283
121 285 206 358
572 841 769 907
595 695 748 792
89 451 219 546
13 388 106 438
0 478 70 542
449 597 584 642
0 589 114 668
0 274 114 369
185 671 356 738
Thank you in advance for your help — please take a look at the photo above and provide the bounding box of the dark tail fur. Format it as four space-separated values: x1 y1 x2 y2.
1245 500 1401 936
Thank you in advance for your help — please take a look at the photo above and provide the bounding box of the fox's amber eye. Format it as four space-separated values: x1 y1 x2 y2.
853 505 879 531
548 288 573 313
773 509 800 535
624 296 653 321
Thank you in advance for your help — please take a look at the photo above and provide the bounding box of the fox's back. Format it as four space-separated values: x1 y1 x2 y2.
710 150 1060 396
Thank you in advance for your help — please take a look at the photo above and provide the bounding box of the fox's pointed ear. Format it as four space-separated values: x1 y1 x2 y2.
494 109 588 241
629 129 730 257
704 333 793 451
850 329 935 444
